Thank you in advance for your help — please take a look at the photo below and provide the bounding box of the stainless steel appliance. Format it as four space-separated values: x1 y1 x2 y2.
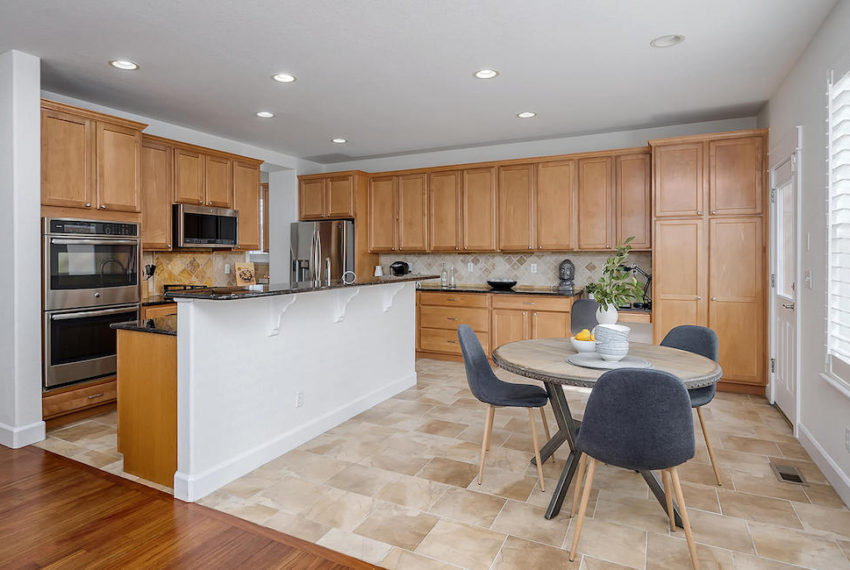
42 218 141 389
173 204 238 248
290 220 354 286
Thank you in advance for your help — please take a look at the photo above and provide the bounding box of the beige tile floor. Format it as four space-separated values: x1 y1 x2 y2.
39 359 850 569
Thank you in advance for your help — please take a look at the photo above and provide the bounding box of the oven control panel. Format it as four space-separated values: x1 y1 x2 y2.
46 219 138 237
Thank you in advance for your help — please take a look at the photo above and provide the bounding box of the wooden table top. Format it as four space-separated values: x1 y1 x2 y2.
492 339 722 389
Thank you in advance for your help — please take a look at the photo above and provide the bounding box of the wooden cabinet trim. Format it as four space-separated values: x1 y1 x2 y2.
42 99 147 131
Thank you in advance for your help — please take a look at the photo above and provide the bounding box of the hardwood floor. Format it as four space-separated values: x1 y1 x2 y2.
0 445 378 569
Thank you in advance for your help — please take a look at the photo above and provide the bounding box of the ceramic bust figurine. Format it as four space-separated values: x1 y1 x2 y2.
558 259 575 294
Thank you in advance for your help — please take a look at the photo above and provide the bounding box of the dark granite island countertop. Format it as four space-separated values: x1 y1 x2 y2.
418 282 584 297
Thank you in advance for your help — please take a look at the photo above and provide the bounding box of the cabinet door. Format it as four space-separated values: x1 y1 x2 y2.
327 175 354 218
577 156 614 250
204 155 233 208
498 164 534 251
397 173 428 251
536 160 575 251
616 153 651 250
492 309 528 349
96 122 141 212
653 219 707 344
653 142 705 217
140 140 173 250
709 217 764 385
709 137 764 216
462 167 497 251
299 178 326 220
368 175 397 252
531 311 569 339
41 108 95 209
429 170 462 251
173 148 205 205
234 161 261 251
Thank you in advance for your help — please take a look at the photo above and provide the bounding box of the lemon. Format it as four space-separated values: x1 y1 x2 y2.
575 329 592 341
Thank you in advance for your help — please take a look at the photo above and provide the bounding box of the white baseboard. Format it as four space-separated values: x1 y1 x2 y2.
0 420 45 449
797 423 850 508
173 372 416 502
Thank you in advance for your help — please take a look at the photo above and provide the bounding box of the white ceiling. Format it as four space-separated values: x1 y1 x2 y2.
0 0 837 163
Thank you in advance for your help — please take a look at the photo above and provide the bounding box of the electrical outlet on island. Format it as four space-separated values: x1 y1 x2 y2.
295 391 304 408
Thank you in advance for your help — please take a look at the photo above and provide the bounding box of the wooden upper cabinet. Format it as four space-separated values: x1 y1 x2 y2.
577 156 614 250
204 155 233 208
709 136 764 216
652 219 707 344
397 173 428 252
96 122 141 212
174 148 205 205
299 178 325 220
233 161 261 251
42 108 95 209
140 139 173 250
429 170 462 251
653 142 705 217
462 167 497 251
616 153 651 249
536 160 575 251
368 176 397 252
498 164 534 251
326 175 355 218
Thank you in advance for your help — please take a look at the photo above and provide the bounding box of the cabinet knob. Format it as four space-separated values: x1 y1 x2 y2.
711 296 717 301
697 210 703 215
167 244 171 248
99 205 106 209
522 312 527 316
711 210 717 215
85 202 91 208
697 296 702 300
199 200 203 204
606 244 610 248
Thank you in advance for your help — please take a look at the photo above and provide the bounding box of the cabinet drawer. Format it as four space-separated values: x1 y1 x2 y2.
420 327 489 355
617 311 651 324
491 295 573 312
419 291 489 308
141 303 177 319
43 378 117 419
420 306 489 332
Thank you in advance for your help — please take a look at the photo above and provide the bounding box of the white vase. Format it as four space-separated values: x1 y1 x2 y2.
595 305 618 325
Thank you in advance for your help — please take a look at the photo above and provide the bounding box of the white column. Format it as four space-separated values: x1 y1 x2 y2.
267 169 298 282
0 50 45 448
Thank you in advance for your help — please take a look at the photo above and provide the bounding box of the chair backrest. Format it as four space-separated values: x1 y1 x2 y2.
571 299 599 334
576 368 695 471
457 324 500 404
660 325 718 362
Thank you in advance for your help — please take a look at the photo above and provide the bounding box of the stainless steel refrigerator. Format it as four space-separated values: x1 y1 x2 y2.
290 220 355 286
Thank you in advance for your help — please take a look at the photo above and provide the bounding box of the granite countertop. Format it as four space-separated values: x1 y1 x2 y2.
141 294 173 306
111 316 177 336
164 274 437 301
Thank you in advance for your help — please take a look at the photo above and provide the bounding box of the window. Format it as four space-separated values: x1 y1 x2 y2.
827 66 850 384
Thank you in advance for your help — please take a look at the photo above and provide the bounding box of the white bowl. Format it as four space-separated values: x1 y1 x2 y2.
597 347 628 362
595 324 631 343
570 337 596 353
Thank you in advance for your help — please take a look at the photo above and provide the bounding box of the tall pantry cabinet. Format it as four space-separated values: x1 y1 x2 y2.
651 130 767 390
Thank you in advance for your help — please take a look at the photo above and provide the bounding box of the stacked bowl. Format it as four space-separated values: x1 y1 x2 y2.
595 324 630 361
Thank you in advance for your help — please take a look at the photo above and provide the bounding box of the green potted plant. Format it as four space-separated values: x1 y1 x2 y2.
592 237 644 324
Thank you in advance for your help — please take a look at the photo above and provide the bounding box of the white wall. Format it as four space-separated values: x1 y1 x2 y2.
326 117 758 173
0 50 45 448
758 0 850 506
268 169 298 283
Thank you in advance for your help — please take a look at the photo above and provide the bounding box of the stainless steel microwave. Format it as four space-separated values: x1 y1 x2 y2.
173 204 238 248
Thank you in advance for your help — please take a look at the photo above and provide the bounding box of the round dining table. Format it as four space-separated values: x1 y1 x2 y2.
492 338 723 522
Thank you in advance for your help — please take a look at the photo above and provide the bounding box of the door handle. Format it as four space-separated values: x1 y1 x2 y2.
782 303 796 310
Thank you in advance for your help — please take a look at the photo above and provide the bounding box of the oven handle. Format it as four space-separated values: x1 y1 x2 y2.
50 238 139 246
50 307 138 320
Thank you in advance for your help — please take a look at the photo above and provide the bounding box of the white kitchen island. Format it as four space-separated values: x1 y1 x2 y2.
166 276 430 502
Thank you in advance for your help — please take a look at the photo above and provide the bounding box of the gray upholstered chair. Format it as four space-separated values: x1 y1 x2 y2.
457 324 551 491
571 299 599 335
568 368 699 568
661 325 722 486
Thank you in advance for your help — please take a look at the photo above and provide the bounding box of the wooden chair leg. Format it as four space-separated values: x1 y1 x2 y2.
570 453 589 517
696 407 722 486
662 470 675 532
670 467 700 570
569 457 597 562
528 408 545 492
478 405 495 485
539 407 551 441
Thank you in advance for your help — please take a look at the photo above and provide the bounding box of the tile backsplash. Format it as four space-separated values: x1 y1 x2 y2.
378 251 652 290
141 251 249 297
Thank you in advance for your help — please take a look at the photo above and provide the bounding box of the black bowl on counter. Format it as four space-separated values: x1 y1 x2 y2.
487 279 517 291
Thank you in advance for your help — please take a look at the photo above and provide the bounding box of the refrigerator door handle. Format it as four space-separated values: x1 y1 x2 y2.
315 227 323 287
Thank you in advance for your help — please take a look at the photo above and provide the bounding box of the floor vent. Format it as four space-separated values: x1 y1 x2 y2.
770 462 807 485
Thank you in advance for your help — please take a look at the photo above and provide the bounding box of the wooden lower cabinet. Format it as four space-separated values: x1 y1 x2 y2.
141 303 177 319
42 377 117 420
491 309 528 348
531 311 570 339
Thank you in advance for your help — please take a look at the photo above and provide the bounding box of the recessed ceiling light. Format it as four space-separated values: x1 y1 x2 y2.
650 34 685 48
109 59 139 70
272 73 296 83
256 111 274 118
331 138 347 144
474 69 499 79
517 111 536 119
